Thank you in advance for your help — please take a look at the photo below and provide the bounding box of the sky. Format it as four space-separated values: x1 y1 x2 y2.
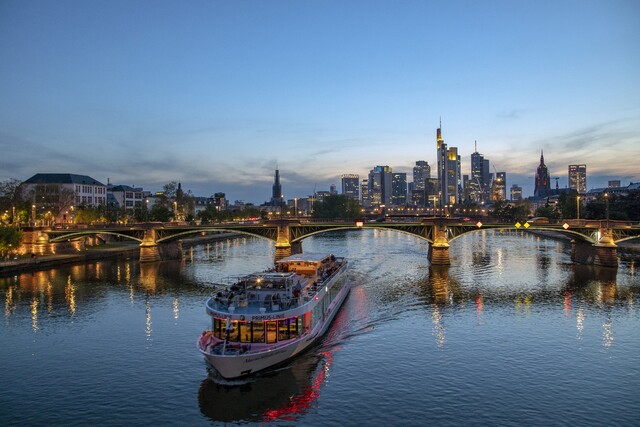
1 0 639 204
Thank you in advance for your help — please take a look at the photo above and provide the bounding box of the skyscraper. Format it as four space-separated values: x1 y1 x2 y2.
411 161 430 207
568 164 587 193
360 179 371 207
446 146 461 205
436 122 461 207
510 184 522 201
436 122 447 208
391 173 407 206
470 141 491 204
341 174 360 200
534 150 551 198
412 161 430 192
368 165 393 206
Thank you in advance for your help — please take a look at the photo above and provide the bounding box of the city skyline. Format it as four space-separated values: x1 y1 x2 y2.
1 1 639 203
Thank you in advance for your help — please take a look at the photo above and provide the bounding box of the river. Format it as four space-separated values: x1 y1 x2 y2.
1 229 639 426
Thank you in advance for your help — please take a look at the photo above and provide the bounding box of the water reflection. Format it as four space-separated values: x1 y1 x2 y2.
30 296 38 332
198 352 330 424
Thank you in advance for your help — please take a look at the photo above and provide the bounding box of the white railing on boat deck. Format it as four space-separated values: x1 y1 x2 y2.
206 258 347 315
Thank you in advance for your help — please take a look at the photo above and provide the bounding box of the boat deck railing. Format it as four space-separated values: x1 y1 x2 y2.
206 258 346 315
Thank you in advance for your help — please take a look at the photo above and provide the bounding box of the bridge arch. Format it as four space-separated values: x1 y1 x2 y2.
154 228 277 244
289 225 433 244
48 230 144 243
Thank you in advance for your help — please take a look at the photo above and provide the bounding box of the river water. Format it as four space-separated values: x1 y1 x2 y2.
1 230 639 426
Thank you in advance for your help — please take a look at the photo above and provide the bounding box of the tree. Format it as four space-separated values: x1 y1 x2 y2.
149 204 172 222
312 195 361 219
74 205 108 224
489 199 532 223
0 179 27 224
0 226 22 257
534 205 560 220
25 183 75 223
555 191 579 219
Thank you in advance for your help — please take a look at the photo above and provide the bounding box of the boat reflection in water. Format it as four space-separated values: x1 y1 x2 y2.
198 349 334 424
198 283 353 424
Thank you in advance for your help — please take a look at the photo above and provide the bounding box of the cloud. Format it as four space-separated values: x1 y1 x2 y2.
496 109 525 120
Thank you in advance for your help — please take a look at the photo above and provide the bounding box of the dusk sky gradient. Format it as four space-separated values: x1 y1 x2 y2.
1 0 639 203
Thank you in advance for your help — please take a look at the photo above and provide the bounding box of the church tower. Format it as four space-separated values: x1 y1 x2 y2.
270 168 283 206
534 150 551 198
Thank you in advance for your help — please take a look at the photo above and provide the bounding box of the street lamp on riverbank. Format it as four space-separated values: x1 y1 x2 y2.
576 195 580 220
604 193 609 228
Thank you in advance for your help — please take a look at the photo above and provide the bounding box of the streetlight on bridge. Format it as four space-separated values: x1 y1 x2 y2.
576 195 580 220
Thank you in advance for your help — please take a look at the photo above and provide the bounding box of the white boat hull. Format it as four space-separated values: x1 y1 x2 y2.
200 276 351 379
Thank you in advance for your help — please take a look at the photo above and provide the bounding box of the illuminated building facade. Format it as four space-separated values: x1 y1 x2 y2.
368 165 392 206
568 164 587 193
360 178 371 207
391 173 407 206
410 161 430 207
341 174 359 200
493 172 506 201
510 184 522 201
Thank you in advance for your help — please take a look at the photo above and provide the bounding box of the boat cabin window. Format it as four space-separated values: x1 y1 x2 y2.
278 317 300 341
251 321 265 343
213 317 301 343
266 321 277 344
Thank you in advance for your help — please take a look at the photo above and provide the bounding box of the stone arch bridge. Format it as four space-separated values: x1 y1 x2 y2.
35 218 640 268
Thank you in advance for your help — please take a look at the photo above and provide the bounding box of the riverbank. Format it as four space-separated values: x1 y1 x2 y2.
0 232 239 277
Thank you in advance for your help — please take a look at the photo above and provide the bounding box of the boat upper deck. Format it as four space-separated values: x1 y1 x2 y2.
206 254 346 317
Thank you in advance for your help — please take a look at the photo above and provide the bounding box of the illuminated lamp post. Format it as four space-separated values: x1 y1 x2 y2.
604 192 609 228
31 204 36 226
576 195 580 220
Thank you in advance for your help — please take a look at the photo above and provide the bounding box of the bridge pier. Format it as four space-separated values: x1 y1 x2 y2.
140 229 160 262
274 221 294 261
570 239 596 264
428 225 450 266
140 229 183 263
593 228 618 268
140 236 183 262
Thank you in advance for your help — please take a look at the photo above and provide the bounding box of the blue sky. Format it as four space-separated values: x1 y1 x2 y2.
1 0 639 203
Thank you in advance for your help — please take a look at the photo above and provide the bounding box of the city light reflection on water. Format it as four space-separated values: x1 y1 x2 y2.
1 230 639 425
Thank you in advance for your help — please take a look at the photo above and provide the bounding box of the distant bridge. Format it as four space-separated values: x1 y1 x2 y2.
33 218 640 268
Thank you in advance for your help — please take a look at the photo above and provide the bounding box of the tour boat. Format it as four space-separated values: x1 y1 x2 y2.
197 252 350 379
